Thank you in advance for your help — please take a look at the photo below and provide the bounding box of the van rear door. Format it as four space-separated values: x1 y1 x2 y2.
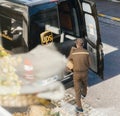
81 0 104 79
57 0 104 79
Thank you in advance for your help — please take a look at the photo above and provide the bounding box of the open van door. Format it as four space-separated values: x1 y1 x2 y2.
81 0 104 79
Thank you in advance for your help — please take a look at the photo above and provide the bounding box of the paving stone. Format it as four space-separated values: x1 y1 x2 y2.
52 90 106 116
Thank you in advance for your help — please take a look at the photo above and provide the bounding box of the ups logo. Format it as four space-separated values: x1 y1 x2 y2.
40 31 53 45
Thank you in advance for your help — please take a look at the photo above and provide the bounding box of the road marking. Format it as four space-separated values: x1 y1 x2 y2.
98 13 120 22
103 43 118 55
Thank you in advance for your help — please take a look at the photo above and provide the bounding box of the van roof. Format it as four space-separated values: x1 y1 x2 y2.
3 0 58 6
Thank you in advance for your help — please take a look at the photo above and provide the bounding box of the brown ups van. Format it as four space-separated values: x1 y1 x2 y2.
0 0 104 84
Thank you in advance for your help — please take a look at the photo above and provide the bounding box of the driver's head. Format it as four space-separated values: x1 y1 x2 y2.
75 38 84 48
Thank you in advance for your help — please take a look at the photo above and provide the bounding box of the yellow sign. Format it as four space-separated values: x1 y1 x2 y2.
40 31 53 45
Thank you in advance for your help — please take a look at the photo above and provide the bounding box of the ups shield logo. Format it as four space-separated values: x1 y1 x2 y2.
40 31 53 45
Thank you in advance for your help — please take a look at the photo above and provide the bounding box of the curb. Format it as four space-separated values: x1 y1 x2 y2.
98 13 120 22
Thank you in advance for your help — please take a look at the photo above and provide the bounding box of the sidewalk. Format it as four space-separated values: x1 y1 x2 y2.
96 0 120 22
52 88 105 116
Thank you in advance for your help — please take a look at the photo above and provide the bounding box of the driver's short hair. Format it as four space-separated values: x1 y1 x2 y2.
75 38 84 46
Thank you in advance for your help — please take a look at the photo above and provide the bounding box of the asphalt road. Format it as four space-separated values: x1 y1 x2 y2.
96 0 120 18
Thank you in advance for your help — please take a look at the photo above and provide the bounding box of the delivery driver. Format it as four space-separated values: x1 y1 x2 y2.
67 38 91 112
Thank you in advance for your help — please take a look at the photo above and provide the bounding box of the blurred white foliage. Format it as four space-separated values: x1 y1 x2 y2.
16 43 67 80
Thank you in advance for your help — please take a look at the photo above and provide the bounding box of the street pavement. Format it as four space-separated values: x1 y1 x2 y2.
52 88 106 116
96 0 120 21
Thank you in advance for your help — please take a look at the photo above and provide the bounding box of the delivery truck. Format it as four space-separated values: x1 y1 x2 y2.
0 0 104 82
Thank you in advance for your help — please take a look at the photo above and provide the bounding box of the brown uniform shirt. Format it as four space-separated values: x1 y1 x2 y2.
68 47 91 72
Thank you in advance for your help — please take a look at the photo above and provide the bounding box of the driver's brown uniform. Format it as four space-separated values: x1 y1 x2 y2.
68 46 91 109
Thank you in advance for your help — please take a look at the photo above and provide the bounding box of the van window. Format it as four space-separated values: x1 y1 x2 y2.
0 9 25 52
58 1 80 37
